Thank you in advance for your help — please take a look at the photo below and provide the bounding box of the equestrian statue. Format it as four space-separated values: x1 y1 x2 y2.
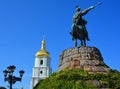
70 2 101 47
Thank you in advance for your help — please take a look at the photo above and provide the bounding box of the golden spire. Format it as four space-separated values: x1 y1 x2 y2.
41 39 45 50
36 39 49 57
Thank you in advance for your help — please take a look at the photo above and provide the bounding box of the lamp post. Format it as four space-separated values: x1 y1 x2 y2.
3 65 24 89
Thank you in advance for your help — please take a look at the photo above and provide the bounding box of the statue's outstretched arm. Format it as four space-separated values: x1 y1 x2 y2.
81 6 94 16
81 2 102 16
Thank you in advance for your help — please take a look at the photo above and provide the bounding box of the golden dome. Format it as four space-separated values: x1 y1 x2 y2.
36 40 50 57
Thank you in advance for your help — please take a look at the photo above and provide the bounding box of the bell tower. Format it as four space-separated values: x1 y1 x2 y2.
30 39 52 89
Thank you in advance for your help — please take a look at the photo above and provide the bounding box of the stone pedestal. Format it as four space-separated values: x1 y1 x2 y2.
58 46 110 73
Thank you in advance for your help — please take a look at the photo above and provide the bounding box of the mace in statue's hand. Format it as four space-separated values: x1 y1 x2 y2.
90 6 95 9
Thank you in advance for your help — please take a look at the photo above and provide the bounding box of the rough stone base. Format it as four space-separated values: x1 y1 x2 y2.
58 46 110 74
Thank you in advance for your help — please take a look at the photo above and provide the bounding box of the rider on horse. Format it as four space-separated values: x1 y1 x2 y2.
70 5 94 42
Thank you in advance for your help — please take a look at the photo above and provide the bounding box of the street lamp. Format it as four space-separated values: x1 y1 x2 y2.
3 65 25 89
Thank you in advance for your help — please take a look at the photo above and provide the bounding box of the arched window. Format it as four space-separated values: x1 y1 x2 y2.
40 71 43 74
40 60 43 65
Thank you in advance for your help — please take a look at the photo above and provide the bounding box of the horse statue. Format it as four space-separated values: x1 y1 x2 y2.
70 2 101 47
70 24 87 47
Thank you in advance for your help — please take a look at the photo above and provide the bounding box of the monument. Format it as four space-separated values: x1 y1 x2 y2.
70 2 101 46
34 3 120 89
58 2 110 74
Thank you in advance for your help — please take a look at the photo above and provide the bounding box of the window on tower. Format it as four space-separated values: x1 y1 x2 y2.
40 60 43 65
40 71 43 74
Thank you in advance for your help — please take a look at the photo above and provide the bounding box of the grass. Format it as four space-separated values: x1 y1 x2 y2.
34 69 120 89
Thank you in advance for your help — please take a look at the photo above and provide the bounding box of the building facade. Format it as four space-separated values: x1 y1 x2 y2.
30 40 52 89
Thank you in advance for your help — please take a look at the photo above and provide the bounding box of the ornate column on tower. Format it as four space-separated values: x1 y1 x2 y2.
30 39 52 89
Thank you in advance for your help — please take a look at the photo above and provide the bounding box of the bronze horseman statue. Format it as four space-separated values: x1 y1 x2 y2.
70 2 101 47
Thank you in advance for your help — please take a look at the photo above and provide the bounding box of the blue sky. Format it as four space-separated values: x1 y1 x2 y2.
0 0 120 89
